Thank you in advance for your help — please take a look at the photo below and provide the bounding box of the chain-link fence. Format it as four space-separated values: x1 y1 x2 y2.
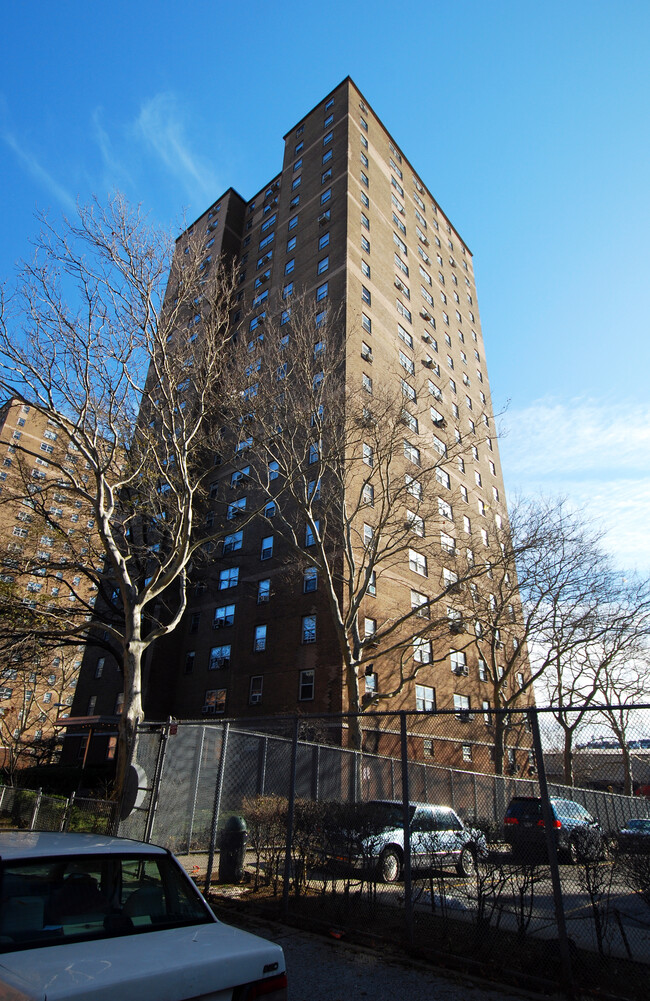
0 784 116 834
122 706 650 999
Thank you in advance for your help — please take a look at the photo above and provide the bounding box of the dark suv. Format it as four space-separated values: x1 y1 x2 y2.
504 796 603 863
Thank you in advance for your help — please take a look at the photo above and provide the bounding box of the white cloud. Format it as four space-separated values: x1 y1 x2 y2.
91 108 133 188
134 93 218 200
499 397 650 571
3 133 76 212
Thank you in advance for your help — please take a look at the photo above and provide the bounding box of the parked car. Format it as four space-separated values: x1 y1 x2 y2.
0 831 286 1001
616 817 650 853
325 800 487 882
504 796 603 863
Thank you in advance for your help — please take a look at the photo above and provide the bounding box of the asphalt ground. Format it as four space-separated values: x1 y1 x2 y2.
249 919 543 1001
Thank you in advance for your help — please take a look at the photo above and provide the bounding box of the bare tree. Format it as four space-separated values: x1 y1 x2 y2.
539 571 650 786
0 194 272 799
229 300 494 749
595 652 650 795
462 498 649 775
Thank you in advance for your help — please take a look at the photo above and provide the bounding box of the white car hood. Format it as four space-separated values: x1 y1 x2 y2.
0 922 284 1001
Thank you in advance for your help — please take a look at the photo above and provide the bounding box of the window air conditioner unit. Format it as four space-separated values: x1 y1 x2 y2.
422 332 431 342
202 705 216 714
250 693 262 704
432 418 446 429
458 710 473 723
318 214 328 226
213 621 223 629
420 310 431 320
394 279 402 289
450 622 463 636
422 359 433 368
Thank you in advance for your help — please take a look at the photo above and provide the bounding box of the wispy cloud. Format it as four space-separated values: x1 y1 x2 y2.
499 397 650 571
134 93 218 200
3 133 76 212
91 107 133 188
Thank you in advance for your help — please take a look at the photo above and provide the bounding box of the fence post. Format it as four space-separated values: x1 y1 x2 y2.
186 726 206 855
143 720 171 844
449 767 455 811
528 709 573 995
258 736 268 795
473 772 478 820
281 717 299 918
29 788 43 831
204 722 230 896
400 712 413 945
61 791 76 832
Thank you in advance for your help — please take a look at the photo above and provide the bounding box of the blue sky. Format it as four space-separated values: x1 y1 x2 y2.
2 0 649 569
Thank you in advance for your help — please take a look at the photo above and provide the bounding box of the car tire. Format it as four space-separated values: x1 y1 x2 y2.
456 846 474 877
379 848 402 883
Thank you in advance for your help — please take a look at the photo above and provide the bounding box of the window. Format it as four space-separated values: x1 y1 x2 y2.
361 313 371 334
315 309 327 327
285 258 295 275
321 168 332 185
299 668 315 699
403 440 420 465
253 625 267 652
432 435 446 456
316 282 328 301
481 528 489 547
209 645 231 670
396 300 411 323
411 590 429 617
400 379 416 402
260 535 274 560
362 373 373 394
94 657 105 679
409 549 427 576
405 474 422 499
302 616 316 644
250 676 263 705
317 256 329 275
309 440 321 464
322 150 333 166
321 188 332 205
401 409 418 433
364 617 376 639
360 151 369 167
441 531 455 554
287 235 297 251
223 530 243 554
303 566 318 592
293 158 302 172
361 212 369 230
323 130 333 146
478 659 488 682
319 232 330 250
368 570 377 596
219 567 239 589
451 650 468 676
204 689 226 714
436 467 450 489
362 443 373 466
438 497 453 520
360 170 369 187
227 497 246 519
454 693 471 719
361 235 370 253
305 521 319 546
362 481 374 505
416 685 435 712
264 501 276 518
214 604 235 628
413 637 432 664
254 578 270 604
288 214 298 230
363 523 374 547
462 744 473 762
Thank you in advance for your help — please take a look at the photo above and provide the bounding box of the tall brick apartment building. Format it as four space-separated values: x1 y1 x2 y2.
0 398 99 769
70 78 532 771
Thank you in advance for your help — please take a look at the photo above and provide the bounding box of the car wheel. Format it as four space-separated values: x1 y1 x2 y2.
379 848 402 883
456 846 474 877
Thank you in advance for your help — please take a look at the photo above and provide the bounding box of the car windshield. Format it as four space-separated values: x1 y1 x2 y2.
0 853 212 952
369 802 415 828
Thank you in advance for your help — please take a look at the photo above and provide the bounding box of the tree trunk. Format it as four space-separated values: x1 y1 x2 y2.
562 728 575 786
112 637 145 808
621 743 633 796
493 715 505 776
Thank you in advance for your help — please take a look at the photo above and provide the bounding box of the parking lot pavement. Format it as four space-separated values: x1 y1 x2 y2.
250 922 534 1001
